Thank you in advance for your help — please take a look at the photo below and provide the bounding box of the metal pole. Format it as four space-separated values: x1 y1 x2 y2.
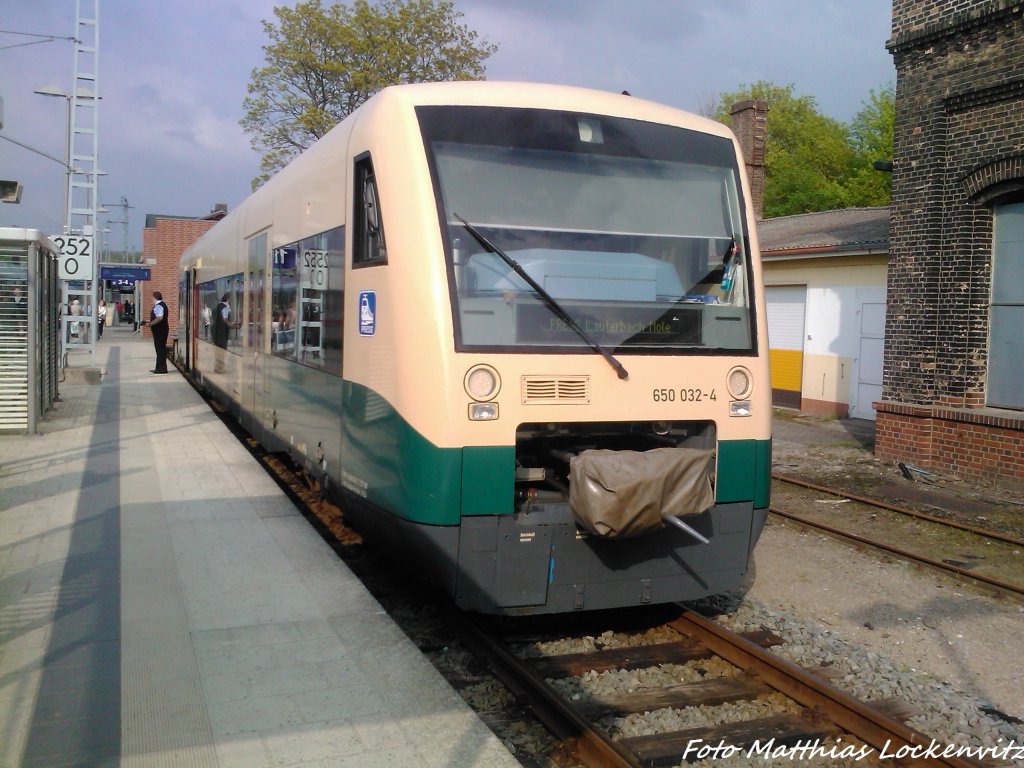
27 243 39 434
61 92 70 364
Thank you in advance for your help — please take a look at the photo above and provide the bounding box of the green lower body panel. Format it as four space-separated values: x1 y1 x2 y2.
716 438 772 508
341 380 771 522
340 381 512 524
341 381 462 525
339 380 771 614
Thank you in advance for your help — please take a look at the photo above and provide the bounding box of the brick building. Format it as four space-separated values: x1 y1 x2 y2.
140 204 226 340
876 0 1024 487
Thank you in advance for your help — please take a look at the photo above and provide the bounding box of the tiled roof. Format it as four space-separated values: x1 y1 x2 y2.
757 206 889 252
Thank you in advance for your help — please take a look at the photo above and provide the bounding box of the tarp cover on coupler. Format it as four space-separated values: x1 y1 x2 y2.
569 447 715 538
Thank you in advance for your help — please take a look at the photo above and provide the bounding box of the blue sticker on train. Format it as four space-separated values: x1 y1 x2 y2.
358 291 376 336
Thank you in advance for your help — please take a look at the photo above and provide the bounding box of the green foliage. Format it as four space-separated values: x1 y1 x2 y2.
845 85 895 207
242 0 496 186
714 81 894 217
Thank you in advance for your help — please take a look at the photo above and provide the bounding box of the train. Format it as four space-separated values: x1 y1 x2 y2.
178 82 771 615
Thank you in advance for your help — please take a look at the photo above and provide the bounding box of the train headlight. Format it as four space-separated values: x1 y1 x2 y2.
730 400 752 417
469 402 499 421
727 366 753 400
465 365 500 402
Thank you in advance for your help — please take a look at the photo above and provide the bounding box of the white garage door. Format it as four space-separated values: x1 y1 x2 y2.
765 285 806 409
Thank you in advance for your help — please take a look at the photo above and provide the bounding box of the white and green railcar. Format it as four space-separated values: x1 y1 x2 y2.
179 82 771 615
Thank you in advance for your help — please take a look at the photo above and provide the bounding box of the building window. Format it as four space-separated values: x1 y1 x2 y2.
988 201 1024 410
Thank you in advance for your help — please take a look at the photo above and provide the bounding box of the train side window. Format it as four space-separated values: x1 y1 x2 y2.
271 244 298 360
198 273 243 354
271 227 343 376
353 155 387 267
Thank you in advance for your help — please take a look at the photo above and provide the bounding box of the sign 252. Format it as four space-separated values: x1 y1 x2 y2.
301 249 329 289
52 235 95 280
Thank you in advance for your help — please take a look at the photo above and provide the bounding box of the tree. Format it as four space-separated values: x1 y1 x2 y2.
714 82 855 217
844 86 895 207
242 0 496 185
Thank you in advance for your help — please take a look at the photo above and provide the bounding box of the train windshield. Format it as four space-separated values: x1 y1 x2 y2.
418 105 754 353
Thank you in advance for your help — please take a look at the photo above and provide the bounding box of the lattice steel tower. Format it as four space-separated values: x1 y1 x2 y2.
63 0 101 359
67 0 100 236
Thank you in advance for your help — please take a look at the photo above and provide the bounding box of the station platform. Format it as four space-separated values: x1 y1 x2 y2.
0 329 521 768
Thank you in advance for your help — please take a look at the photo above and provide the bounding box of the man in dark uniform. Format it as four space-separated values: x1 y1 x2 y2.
212 293 230 373
147 290 170 374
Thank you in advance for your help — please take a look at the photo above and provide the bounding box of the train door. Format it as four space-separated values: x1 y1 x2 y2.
180 268 194 371
190 268 199 371
241 232 267 436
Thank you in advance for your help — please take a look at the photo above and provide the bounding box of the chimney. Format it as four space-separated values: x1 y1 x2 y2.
204 202 228 222
729 100 768 220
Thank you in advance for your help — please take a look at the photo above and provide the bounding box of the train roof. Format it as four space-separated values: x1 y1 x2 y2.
358 80 733 138
181 81 740 270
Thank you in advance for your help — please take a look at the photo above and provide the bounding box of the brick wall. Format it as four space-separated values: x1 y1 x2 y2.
140 217 218 340
880 0 1024 487
876 404 1024 487
730 100 768 219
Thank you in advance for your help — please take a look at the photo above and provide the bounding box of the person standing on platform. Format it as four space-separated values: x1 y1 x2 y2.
212 293 231 373
69 299 82 341
145 291 170 374
97 300 107 339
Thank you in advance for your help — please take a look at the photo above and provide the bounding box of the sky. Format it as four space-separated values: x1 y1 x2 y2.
1 0 896 251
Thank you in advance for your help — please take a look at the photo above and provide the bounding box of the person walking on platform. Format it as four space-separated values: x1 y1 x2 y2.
213 294 231 373
145 291 170 374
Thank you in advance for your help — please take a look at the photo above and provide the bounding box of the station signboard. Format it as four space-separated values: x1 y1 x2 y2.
99 265 151 283
52 234 95 281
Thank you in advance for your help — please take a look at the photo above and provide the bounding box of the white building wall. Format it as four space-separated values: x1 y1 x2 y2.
763 256 887 419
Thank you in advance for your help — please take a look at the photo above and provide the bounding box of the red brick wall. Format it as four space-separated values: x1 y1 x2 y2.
730 99 767 220
878 1 1024 487
875 402 1024 489
140 218 217 340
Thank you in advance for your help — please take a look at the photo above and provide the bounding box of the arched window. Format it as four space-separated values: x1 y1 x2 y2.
988 201 1024 409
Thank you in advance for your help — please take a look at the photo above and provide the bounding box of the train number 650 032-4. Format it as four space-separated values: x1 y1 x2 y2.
652 388 717 402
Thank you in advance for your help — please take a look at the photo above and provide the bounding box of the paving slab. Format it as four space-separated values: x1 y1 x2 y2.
0 328 521 768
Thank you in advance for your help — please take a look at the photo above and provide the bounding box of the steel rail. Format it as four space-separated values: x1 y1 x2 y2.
669 609 986 768
769 506 1024 598
452 611 641 768
772 471 1024 547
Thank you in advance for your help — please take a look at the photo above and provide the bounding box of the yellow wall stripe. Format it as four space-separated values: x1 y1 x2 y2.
770 348 803 392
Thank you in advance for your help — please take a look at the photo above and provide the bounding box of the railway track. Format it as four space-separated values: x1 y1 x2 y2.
449 606 989 768
771 472 1024 599
208 401 1014 766
773 472 1024 547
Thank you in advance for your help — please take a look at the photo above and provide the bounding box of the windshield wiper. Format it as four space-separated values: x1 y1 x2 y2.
453 214 629 380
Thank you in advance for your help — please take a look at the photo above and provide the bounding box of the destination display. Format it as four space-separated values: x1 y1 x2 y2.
515 303 702 346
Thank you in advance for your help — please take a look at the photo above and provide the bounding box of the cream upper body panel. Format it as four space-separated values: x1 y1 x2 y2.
181 82 769 449
340 83 768 448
